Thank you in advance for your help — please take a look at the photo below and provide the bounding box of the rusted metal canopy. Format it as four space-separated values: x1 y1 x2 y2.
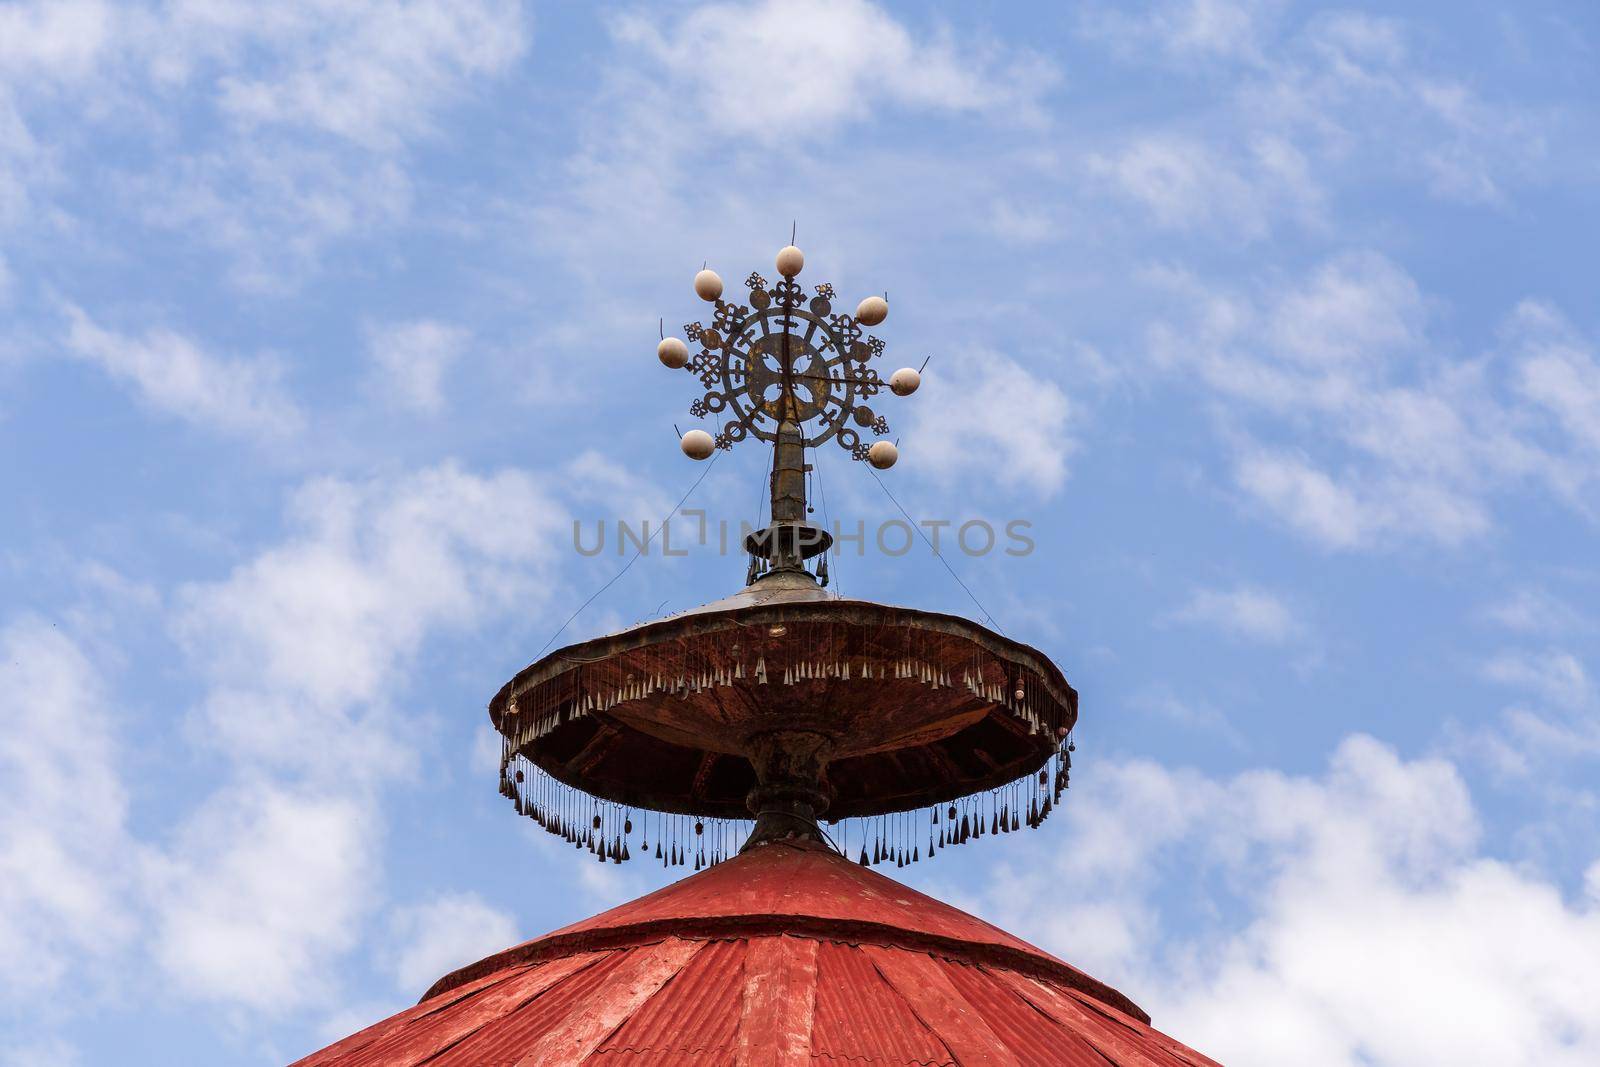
493 573 1077 822
291 840 1220 1067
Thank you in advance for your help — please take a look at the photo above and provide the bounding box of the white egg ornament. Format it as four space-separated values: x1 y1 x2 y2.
657 336 689 369
776 245 804 278
867 440 898 469
855 295 888 326
694 269 724 302
889 367 920 396
680 429 715 460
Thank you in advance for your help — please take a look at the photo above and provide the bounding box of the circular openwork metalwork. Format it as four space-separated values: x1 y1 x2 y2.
683 274 892 461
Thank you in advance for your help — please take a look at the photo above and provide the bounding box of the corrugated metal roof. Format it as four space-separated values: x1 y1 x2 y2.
812 940 954 1065
438 940 695 1065
592 938 743 1061
427 838 1135 1020
293 842 1221 1067
939 957 1114 1067
338 956 598 1067
294 962 541 1067
294 938 1219 1067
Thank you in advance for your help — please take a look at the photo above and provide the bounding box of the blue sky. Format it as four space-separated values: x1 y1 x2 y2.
2 1 1599 1063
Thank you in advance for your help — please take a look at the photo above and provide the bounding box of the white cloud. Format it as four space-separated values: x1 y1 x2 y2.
0 619 135 998
1144 255 1600 550
1078 0 1283 65
168 464 565 798
571 851 654 912
967 735 1600 1066
1077 3 1558 225
197 0 527 150
1169 584 1302 644
1480 589 1584 636
905 349 1074 498
366 319 469 414
562 449 674 522
1233 450 1492 551
1484 650 1592 711
72 560 161 613
0 1 527 148
0 1 115 82
1474 644 1600 776
1088 133 1322 238
1145 251 1427 409
1297 14 1551 206
528 0 1060 311
0 1037 83 1067
1090 136 1250 229
153 463 569 1011
1231 451 1376 550
471 723 504 778
387 892 518 993
1264 253 1425 368
1129 683 1243 746
612 0 1054 141
62 305 304 439
0 0 528 283
151 785 378 1011
0 463 575 1028
126 145 416 292
1304 9 1408 74
1512 301 1600 456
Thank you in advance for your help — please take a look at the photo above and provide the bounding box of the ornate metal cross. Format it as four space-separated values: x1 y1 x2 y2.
658 246 919 583
683 271 894 460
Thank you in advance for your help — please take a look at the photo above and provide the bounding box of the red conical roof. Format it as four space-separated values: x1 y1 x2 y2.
294 840 1219 1066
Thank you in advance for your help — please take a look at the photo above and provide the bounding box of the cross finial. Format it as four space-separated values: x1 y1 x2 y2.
656 244 922 582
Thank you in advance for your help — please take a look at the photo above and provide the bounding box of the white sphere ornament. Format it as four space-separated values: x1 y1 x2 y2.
867 440 898 469
889 367 920 396
657 336 689 369
694 269 724 302
776 245 805 277
855 295 888 326
680 429 716 460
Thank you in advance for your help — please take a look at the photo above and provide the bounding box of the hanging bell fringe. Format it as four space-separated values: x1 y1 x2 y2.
499 732 1074 872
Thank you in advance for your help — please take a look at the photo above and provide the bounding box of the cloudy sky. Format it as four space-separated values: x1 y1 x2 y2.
2 1 1599 1063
